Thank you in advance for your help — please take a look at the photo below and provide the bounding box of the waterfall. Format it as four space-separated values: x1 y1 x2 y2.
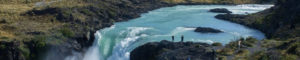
82 31 102 60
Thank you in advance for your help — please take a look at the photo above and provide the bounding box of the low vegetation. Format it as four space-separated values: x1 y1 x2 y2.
217 48 235 56
216 37 299 60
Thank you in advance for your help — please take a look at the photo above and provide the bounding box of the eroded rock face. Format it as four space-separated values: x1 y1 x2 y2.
130 40 216 60
194 27 223 33
209 8 232 13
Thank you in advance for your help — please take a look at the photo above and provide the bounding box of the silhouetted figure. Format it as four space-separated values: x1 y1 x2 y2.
238 40 241 50
181 35 184 42
172 36 175 42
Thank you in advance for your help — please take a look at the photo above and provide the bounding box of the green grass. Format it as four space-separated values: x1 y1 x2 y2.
233 49 250 60
80 9 94 16
280 54 298 60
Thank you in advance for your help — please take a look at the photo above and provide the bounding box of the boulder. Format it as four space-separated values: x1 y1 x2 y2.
209 8 232 13
194 27 222 33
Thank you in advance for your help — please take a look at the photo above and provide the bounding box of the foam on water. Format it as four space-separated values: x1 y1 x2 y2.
107 27 152 60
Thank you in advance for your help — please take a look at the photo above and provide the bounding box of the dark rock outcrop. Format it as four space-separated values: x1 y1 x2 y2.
0 41 25 60
26 8 60 15
194 27 223 33
130 40 216 60
215 14 247 20
209 8 232 13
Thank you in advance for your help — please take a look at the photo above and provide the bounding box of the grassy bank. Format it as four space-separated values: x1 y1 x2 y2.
213 37 299 60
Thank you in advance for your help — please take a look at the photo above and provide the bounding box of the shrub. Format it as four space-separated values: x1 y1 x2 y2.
33 35 47 48
242 41 254 47
236 49 250 56
0 19 8 24
280 54 298 60
18 44 30 60
212 42 223 46
245 37 258 43
249 51 266 60
59 28 74 37
80 9 94 16
2 25 17 31
218 56 227 60
233 49 250 60
259 54 269 60
261 39 283 48
225 41 238 49
56 9 74 21
286 41 300 56
0 36 9 39
0 44 6 49
35 40 46 48
217 48 234 56
295 47 300 56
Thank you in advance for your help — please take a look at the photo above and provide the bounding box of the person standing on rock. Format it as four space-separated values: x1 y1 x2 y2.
172 36 175 42
181 35 184 42
238 40 241 50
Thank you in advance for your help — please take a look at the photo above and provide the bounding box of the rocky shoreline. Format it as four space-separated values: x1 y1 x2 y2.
131 0 300 60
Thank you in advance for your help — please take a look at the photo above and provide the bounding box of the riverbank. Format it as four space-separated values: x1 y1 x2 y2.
215 0 300 39
131 0 300 60
0 0 275 60
213 0 300 59
131 37 299 60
